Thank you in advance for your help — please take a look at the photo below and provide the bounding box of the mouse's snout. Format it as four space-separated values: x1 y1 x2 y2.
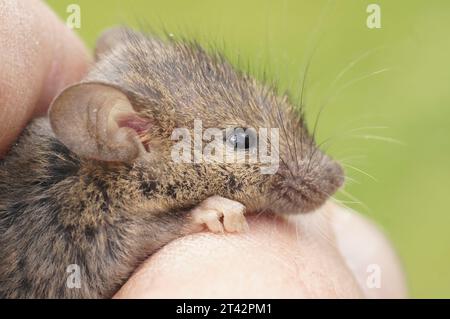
274 153 345 213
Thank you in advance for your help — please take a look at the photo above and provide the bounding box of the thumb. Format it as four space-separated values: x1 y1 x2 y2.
0 0 91 157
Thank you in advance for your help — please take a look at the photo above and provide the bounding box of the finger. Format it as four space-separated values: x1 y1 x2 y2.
0 0 91 157
330 204 408 298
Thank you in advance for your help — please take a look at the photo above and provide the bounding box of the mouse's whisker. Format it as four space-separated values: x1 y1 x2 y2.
307 124 391 173
329 45 386 90
291 111 302 170
341 175 360 185
275 104 296 178
335 155 367 166
336 188 370 214
253 192 285 221
310 212 338 250
307 63 391 174
315 67 391 131
316 126 389 149
349 134 405 145
341 163 378 182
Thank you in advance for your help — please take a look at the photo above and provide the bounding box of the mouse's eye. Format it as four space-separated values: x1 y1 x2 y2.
226 128 257 150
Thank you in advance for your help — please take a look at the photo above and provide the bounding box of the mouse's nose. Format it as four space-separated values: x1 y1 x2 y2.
276 153 345 212
322 158 345 192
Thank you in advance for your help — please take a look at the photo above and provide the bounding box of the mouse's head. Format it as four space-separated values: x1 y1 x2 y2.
49 27 343 214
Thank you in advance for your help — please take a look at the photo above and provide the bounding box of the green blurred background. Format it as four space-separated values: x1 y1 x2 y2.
46 0 450 298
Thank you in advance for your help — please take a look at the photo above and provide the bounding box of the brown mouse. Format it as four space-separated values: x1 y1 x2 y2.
0 27 344 298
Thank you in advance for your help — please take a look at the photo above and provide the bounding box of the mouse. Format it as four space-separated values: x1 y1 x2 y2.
0 27 344 298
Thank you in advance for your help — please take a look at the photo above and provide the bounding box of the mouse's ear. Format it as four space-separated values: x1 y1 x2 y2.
49 82 149 162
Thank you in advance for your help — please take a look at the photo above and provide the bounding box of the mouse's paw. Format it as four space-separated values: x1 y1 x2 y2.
191 196 249 233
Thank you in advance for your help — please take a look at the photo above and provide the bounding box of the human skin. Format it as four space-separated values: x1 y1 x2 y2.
0 0 408 298
114 203 408 298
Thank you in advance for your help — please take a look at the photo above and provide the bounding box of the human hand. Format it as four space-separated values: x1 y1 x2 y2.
114 202 407 298
0 0 90 157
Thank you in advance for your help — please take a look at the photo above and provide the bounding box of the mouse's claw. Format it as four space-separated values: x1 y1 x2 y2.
191 196 248 233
